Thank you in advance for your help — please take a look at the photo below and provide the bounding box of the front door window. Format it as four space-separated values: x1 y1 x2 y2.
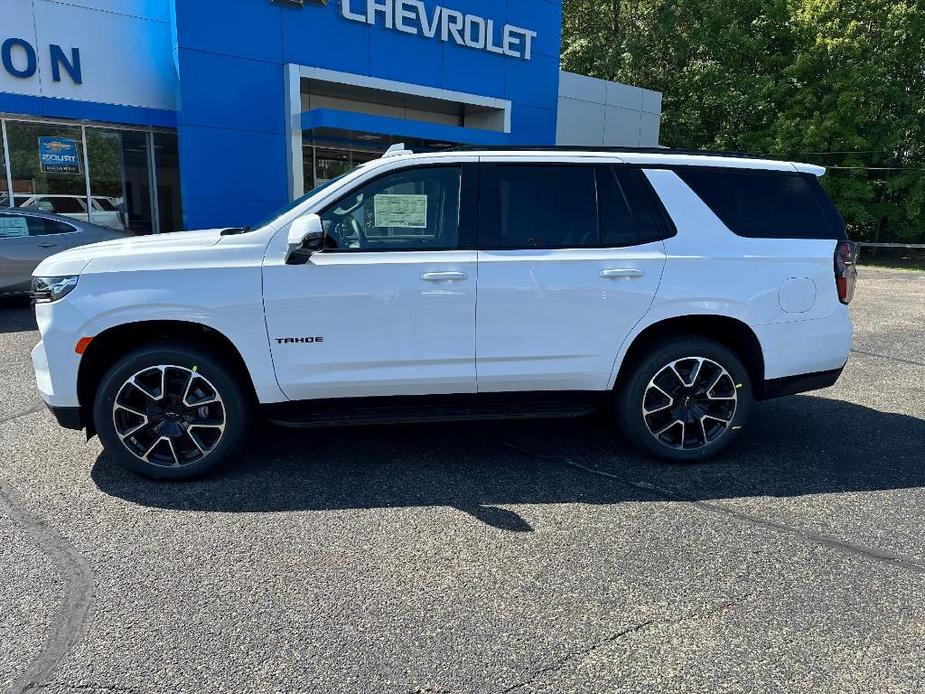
319 166 462 251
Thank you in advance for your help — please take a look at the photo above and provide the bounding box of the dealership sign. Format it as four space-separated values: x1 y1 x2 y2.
340 0 538 60
38 137 82 175
1 37 82 84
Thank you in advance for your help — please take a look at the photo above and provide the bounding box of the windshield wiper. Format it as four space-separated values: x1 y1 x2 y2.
220 226 251 236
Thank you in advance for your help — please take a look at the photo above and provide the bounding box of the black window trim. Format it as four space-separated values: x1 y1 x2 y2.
316 162 478 253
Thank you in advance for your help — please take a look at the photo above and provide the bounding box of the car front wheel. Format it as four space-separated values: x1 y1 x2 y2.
93 344 251 479
616 337 753 462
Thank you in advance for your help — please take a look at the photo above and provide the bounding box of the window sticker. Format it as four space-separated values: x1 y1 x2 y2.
374 194 428 228
0 216 29 238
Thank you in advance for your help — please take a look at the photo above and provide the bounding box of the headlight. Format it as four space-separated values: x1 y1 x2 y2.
31 276 79 304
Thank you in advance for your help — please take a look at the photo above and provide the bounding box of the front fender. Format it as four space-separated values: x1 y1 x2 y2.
69 269 285 404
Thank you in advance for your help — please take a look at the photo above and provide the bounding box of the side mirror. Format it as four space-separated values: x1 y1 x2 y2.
286 214 325 264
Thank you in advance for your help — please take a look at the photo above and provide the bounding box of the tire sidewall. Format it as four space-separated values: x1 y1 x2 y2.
617 337 753 462
93 343 251 480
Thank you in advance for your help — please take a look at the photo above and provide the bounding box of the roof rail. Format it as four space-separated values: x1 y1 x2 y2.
383 143 414 158
446 144 766 160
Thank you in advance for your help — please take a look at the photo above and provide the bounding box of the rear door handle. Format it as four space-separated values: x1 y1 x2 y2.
600 268 644 279
421 271 467 282
38 243 58 249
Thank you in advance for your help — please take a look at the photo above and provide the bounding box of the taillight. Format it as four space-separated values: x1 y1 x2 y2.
834 241 858 304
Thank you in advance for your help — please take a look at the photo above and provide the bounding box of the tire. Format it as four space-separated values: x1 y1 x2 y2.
615 336 753 462
93 342 252 480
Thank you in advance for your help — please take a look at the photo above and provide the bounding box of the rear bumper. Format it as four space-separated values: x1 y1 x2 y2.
759 365 845 400
753 310 853 381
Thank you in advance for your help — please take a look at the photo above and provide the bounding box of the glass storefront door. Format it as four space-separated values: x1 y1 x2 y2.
0 116 183 234
87 129 154 234
153 133 183 234
304 145 381 192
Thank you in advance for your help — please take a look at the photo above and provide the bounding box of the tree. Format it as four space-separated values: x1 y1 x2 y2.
561 0 925 242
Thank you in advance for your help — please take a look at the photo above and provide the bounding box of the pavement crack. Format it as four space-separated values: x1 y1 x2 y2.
497 593 751 693
497 621 653 694
850 348 925 368
0 401 45 424
34 685 140 694
0 479 94 694
499 441 925 576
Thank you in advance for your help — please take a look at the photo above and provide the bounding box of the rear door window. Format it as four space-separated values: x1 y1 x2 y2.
494 165 598 249
597 167 676 247
676 168 846 240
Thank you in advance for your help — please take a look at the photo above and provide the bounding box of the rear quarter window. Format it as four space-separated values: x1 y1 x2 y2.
676 168 846 240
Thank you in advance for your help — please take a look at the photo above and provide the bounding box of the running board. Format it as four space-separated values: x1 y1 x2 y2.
260 392 606 429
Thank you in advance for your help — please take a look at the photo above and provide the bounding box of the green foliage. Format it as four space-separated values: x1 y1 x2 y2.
562 0 925 242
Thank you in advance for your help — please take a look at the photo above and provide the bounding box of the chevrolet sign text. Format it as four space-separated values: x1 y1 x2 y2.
340 0 538 60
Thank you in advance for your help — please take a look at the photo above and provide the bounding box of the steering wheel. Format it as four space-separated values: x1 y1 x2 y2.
348 215 368 249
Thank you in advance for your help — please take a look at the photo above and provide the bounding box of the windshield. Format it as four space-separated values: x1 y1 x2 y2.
250 174 348 231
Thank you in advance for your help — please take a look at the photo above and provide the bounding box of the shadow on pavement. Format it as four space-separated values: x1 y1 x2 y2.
0 298 37 334
91 393 925 531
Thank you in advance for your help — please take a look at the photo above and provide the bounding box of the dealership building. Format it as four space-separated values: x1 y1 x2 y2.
0 0 662 233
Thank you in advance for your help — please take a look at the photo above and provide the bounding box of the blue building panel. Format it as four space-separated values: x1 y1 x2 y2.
171 0 284 64
177 125 288 202
175 49 285 134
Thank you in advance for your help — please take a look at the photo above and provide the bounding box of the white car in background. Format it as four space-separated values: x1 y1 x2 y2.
11 193 126 230
29 145 857 480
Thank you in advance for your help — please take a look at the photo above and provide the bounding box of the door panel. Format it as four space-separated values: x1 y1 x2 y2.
476 245 666 391
263 251 477 399
262 162 479 401
474 162 668 392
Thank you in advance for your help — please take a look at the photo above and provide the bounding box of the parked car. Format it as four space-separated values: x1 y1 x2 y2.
0 207 131 296
30 145 857 479
12 193 126 230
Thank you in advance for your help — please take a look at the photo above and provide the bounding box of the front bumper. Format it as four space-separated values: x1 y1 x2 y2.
45 403 84 430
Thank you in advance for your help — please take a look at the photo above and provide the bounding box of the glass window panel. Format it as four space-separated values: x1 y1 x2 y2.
320 166 461 251
496 166 598 249
0 211 75 237
676 168 845 240
87 129 152 234
153 132 183 232
6 121 88 222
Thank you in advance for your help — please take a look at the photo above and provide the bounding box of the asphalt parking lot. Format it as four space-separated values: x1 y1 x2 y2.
1 267 924 694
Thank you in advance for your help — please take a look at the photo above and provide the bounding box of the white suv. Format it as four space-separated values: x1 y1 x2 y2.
30 146 857 479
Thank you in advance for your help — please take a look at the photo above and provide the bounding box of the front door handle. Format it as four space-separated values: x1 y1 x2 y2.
421 271 467 282
600 268 644 279
38 243 58 249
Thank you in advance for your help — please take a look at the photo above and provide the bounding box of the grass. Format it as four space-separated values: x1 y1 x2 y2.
858 261 925 272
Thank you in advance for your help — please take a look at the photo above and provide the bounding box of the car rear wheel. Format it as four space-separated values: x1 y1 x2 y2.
93 344 251 479
616 336 753 462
